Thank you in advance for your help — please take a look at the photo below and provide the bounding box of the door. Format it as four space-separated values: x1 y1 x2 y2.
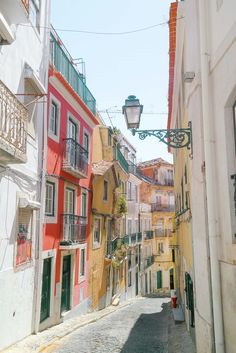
135 270 139 295
61 255 71 313
40 257 51 322
157 270 162 289
145 273 148 294
170 268 174 290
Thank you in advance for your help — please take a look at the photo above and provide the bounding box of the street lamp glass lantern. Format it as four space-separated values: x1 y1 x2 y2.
122 95 143 129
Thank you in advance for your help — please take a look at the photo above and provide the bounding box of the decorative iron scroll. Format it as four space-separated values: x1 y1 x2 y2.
131 127 192 149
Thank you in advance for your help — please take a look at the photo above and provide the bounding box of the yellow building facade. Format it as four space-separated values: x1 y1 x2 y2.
89 125 129 310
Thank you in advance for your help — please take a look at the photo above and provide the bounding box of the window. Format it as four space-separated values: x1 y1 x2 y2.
128 219 132 235
79 248 86 278
29 0 40 29
49 101 59 136
106 266 111 290
16 209 33 266
81 190 87 218
65 188 75 214
127 181 132 200
45 181 55 216
103 180 108 201
128 271 132 287
135 219 139 233
128 251 132 269
83 132 89 152
158 242 164 254
93 218 101 245
135 185 138 202
68 117 78 140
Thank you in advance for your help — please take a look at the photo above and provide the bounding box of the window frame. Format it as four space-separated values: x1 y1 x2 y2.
16 207 34 267
93 217 102 248
83 129 90 162
81 189 88 219
103 179 108 201
79 245 87 283
45 181 55 217
48 94 61 142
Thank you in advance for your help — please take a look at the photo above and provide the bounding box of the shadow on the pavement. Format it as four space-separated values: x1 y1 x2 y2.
144 293 171 299
120 303 170 353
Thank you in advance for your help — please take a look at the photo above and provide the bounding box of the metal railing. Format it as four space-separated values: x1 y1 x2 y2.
50 32 96 115
144 255 154 269
127 161 143 178
115 146 129 173
144 230 154 239
61 214 87 244
151 203 175 212
63 138 88 177
155 229 173 237
0 80 28 156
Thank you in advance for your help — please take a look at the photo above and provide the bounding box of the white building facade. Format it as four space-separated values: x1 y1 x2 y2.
0 1 50 349
170 1 236 352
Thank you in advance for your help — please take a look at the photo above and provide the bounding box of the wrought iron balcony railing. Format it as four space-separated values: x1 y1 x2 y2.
50 32 96 115
62 138 88 178
151 203 175 212
113 145 129 173
127 161 143 178
129 232 142 244
155 229 173 237
144 230 154 239
144 255 154 269
61 214 87 245
0 80 28 163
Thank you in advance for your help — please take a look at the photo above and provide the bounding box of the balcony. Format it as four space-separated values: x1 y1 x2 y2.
62 138 88 178
60 214 87 247
155 229 173 237
129 232 142 245
50 32 96 115
128 161 143 178
144 255 154 269
144 230 154 240
151 203 175 212
113 145 129 173
164 178 174 186
0 80 28 163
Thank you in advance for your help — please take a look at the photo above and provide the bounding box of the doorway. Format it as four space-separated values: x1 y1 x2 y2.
61 255 71 313
170 268 174 290
40 257 51 322
157 270 162 289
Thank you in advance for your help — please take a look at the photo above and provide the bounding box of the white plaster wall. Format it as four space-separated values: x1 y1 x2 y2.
0 1 50 349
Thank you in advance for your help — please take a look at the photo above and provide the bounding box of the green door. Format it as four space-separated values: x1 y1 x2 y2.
40 257 51 322
61 255 71 313
157 271 162 289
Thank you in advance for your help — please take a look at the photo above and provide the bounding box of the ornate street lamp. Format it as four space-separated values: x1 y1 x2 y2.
122 96 192 150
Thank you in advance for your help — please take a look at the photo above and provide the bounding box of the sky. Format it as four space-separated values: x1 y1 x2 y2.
51 0 173 163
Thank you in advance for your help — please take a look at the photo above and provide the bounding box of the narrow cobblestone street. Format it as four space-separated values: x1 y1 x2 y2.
44 297 195 353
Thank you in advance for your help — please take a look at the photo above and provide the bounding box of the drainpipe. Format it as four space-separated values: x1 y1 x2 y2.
198 1 225 352
33 0 51 333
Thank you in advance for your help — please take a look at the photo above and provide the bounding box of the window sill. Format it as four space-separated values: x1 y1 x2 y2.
93 243 101 250
14 260 33 272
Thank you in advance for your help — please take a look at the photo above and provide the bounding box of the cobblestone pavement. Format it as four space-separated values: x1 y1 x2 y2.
49 297 195 353
3 296 195 353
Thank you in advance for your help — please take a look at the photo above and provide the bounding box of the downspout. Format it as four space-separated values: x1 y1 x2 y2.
34 0 51 333
198 1 225 352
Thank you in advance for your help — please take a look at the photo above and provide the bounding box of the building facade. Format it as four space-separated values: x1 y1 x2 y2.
139 159 176 294
0 1 50 349
39 28 99 330
168 1 236 352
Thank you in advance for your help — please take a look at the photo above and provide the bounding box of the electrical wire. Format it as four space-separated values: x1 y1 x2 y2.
17 17 184 36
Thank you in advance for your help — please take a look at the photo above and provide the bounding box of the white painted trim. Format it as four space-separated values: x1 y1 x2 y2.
45 176 58 224
83 127 91 163
67 112 80 143
49 76 97 129
48 93 61 143
93 216 102 249
78 244 87 283
41 249 56 320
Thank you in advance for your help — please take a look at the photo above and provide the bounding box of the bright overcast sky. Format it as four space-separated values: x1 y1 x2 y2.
51 0 173 163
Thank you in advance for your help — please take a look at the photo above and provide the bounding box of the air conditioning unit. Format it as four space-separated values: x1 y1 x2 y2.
0 12 14 45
